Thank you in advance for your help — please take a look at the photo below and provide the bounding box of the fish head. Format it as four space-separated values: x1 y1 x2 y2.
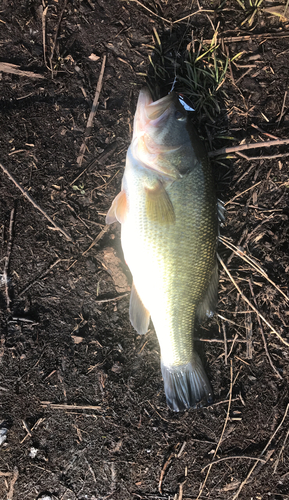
132 88 192 180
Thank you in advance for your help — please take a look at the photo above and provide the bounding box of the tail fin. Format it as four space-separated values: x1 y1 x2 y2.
161 353 213 412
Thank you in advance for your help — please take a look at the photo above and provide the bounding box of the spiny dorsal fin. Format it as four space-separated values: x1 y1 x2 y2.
145 181 175 224
106 190 127 225
129 282 150 335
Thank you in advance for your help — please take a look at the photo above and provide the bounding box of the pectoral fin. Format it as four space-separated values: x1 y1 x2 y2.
129 282 150 335
106 190 127 225
145 181 175 224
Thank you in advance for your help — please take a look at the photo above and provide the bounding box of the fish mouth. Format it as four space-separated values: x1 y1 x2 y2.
145 93 174 121
133 88 175 136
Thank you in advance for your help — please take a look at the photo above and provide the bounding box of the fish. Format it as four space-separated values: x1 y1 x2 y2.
106 88 219 411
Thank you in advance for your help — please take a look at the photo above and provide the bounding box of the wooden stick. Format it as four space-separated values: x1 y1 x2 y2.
49 0 69 73
245 312 253 360
40 402 101 410
7 467 19 500
224 181 261 206
201 455 266 471
3 208 15 312
237 151 289 161
42 5 50 70
19 258 63 297
77 55 107 166
94 293 130 304
0 63 44 79
208 137 289 157
158 452 174 494
82 225 109 256
0 163 73 243
222 321 228 365
173 9 214 24
202 32 289 44
251 123 279 140
217 254 289 347
277 90 288 127
273 427 289 473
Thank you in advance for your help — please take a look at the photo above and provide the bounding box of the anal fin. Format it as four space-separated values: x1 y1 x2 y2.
161 353 213 412
129 282 150 335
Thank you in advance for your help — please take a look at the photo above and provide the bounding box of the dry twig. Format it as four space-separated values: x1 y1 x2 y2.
7 467 19 500
237 151 289 161
82 225 110 256
232 404 289 499
0 63 44 79
203 32 289 44
273 428 289 473
208 137 289 157
50 0 69 72
221 321 228 365
277 90 288 127
245 313 253 360
158 452 174 494
220 236 289 303
42 5 50 69
217 254 289 347
94 293 130 304
201 455 266 471
0 163 73 243
249 279 282 379
3 208 15 312
224 181 261 205
19 258 63 297
173 9 214 24
77 55 107 166
40 402 101 410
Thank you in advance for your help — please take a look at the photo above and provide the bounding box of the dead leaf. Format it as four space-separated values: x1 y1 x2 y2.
89 53 100 61
71 335 84 344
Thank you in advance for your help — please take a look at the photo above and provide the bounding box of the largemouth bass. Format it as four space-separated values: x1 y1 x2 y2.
106 88 218 411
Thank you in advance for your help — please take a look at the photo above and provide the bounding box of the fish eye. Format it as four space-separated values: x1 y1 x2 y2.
175 110 186 121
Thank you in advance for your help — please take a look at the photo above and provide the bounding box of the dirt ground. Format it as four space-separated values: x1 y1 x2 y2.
1 1 289 499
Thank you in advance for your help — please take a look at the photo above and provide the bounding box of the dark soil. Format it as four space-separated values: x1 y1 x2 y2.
1 1 289 499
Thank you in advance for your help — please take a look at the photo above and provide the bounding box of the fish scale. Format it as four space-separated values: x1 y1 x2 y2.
123 172 216 367
106 88 218 411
